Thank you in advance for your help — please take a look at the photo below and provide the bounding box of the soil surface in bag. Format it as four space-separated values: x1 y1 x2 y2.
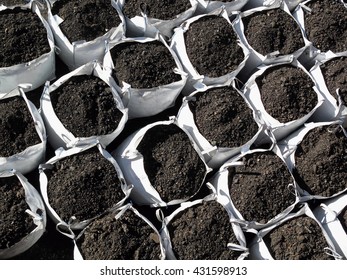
304 0 347 53
0 7 50 68
77 210 162 260
184 15 244 78
122 0 191 20
45 147 125 224
227 151 296 224
320 56 347 105
255 65 318 123
110 41 181 89
338 206 347 234
188 86 258 148
242 8 305 56
137 124 206 202
51 0 122 43
293 125 347 197
167 200 241 260
263 215 334 260
0 176 35 250
0 96 41 158
50 75 123 137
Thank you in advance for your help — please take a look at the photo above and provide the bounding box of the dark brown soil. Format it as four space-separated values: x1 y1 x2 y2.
0 7 50 68
0 0 27 5
50 75 123 137
304 0 347 53
51 0 122 43
184 15 245 78
77 210 162 260
263 215 334 260
255 65 318 123
0 176 35 249
320 56 347 105
294 125 347 197
0 96 41 158
122 0 191 20
168 200 241 260
137 124 206 202
228 151 296 224
110 41 181 89
189 86 258 148
242 8 305 56
45 147 125 224
338 206 347 234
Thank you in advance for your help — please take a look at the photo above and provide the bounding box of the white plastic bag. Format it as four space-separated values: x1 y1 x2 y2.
0 86 46 175
40 61 128 150
0 170 46 259
104 34 188 119
39 142 131 231
113 118 211 207
46 0 125 70
0 1 55 93
161 186 249 260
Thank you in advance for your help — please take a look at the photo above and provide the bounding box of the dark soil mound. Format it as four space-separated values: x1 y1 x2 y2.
45 147 125 224
77 210 162 260
228 151 296 224
0 96 41 158
242 8 305 56
189 86 258 148
263 215 334 260
50 75 123 137
51 0 122 43
184 15 244 78
167 200 241 260
304 0 347 53
122 0 191 20
255 65 318 123
0 8 50 68
294 125 347 197
0 176 35 249
137 124 206 202
320 56 347 105
110 41 181 89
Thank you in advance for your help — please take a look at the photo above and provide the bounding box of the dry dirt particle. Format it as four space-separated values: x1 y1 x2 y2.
122 0 191 20
228 151 296 224
242 8 305 56
263 215 334 260
110 41 181 89
168 200 241 260
304 0 347 53
77 210 162 260
294 125 347 197
320 56 347 105
46 147 125 223
0 176 35 249
184 15 245 78
51 0 122 43
137 124 206 202
50 75 123 137
255 65 318 123
0 8 50 68
0 96 41 157
189 86 258 147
